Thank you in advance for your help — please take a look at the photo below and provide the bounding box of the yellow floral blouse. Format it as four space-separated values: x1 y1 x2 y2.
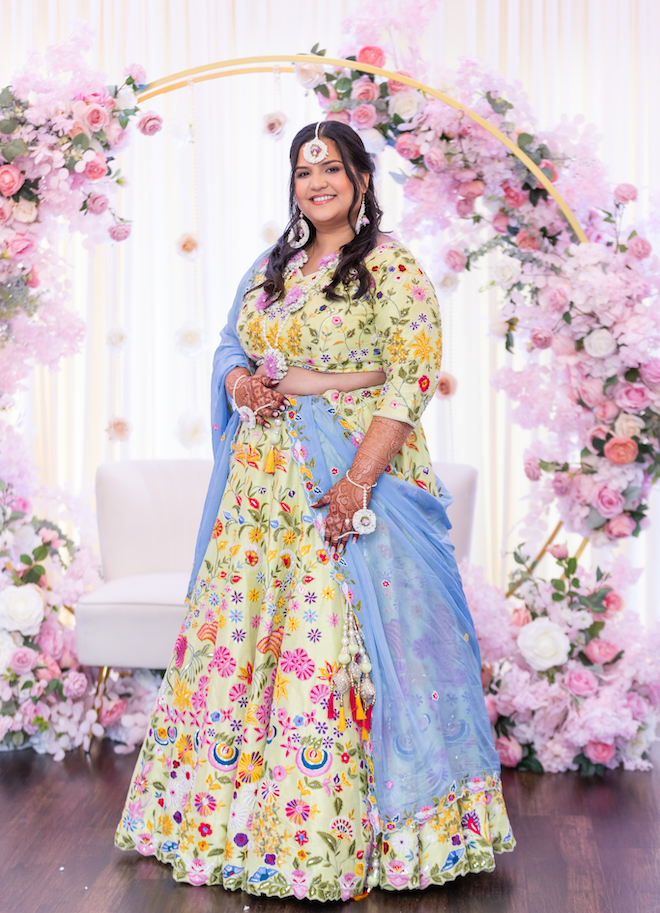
237 240 443 427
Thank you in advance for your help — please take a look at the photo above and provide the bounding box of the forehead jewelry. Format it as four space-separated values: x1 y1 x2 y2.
302 122 329 164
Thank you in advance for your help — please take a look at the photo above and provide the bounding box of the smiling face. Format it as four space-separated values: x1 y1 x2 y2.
293 138 366 233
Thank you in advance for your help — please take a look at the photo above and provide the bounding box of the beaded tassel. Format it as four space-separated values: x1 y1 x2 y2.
332 595 375 740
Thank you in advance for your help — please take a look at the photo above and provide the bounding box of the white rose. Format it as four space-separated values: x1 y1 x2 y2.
0 628 18 675
357 128 386 155
12 199 38 223
388 91 422 121
517 617 571 671
614 412 645 438
175 232 201 261
493 257 522 288
175 413 208 449
12 524 41 557
437 272 459 297
115 86 138 110
262 111 288 140
0 584 46 637
169 118 193 148
261 221 282 246
489 319 510 338
583 327 617 358
106 326 128 350
174 323 205 357
294 61 325 90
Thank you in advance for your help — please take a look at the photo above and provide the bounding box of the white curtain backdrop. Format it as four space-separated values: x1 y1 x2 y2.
2 0 660 623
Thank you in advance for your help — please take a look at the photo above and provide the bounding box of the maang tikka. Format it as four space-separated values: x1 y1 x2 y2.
302 122 329 164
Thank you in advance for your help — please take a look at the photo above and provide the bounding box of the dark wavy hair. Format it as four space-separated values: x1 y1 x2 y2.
260 121 384 303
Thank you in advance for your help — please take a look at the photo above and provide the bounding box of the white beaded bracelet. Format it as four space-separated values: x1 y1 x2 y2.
231 372 250 406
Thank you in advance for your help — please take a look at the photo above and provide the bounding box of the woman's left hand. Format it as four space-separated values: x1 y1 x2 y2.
311 477 370 556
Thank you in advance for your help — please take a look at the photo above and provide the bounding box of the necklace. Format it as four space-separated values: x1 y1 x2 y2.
257 250 339 381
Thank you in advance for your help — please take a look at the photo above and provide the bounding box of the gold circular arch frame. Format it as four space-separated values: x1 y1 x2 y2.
137 53 591 582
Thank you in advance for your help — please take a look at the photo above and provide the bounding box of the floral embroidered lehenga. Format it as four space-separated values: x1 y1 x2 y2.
115 240 515 900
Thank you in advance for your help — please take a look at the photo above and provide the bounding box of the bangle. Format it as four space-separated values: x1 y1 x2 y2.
345 471 377 535
345 470 376 491
231 372 249 405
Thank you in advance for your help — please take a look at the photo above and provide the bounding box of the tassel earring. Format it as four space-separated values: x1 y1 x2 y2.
355 193 369 235
287 209 310 249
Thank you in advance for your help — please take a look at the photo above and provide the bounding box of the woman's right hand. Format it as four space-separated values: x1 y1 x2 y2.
226 370 289 427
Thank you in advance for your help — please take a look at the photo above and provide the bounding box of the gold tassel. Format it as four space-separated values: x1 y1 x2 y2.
361 725 369 741
355 693 366 721
264 448 275 474
338 704 346 732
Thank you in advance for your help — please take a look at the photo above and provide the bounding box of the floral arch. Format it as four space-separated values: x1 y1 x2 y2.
1 33 659 775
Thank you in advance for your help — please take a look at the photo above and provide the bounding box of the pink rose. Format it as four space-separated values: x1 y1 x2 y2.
540 159 558 182
524 456 541 481
604 514 636 538
435 372 458 397
82 103 110 132
137 111 163 136
456 197 474 217
35 653 62 681
84 153 108 181
552 473 572 497
445 249 467 273
455 168 478 183
387 71 412 94
586 424 611 454
9 647 36 675
625 692 647 721
492 211 509 233
530 327 553 349
351 76 379 102
640 357 660 386
579 377 606 410
595 399 619 422
511 606 532 627
357 46 386 68
78 88 115 110
591 484 625 519
99 697 127 727
615 382 651 413
23 699 49 734
494 735 523 767
394 133 420 159
584 639 620 664
603 590 624 613
461 179 485 199
317 84 338 108
584 740 616 764
538 285 570 314
108 223 132 241
628 235 652 259
124 63 147 85
351 103 377 130
7 234 35 258
503 183 527 208
565 668 599 697
516 228 540 250
325 110 350 124
104 120 127 146
0 197 13 224
62 670 88 699
614 183 637 204
87 192 109 215
423 148 446 172
484 695 498 724
25 268 39 288
548 543 568 559
37 624 64 660
0 164 25 197
603 435 639 465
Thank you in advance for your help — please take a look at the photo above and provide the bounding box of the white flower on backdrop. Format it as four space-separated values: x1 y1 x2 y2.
357 127 386 155
261 221 283 246
437 272 459 296
175 412 209 450
168 117 194 147
174 321 205 357
0 584 46 637
106 325 129 350
262 111 288 140
107 416 132 442
175 232 201 261
294 61 325 90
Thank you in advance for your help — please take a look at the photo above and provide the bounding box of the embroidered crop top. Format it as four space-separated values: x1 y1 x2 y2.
236 240 443 426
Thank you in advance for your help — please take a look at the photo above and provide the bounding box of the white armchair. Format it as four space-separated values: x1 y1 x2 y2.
75 458 477 680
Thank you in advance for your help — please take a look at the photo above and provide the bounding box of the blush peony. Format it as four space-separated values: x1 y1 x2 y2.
584 638 620 664
62 670 88 699
639 357 660 386
584 740 616 764
9 646 37 675
350 104 377 130
614 382 651 413
394 133 420 160
350 76 379 103
530 327 553 349
445 249 467 273
628 235 651 259
613 183 637 203
538 285 570 314
604 514 636 538
494 735 523 767
591 484 625 519
517 617 570 671
565 668 598 697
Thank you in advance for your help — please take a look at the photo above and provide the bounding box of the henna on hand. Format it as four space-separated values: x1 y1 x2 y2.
350 415 412 487
310 476 369 556
225 367 289 428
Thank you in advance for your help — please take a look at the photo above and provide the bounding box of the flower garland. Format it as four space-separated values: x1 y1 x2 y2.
298 10 660 772
0 23 162 404
0 27 163 758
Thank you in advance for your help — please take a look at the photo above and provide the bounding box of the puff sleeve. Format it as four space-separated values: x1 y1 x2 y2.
372 248 443 426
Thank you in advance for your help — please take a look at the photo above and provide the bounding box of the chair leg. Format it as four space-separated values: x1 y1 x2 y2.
86 665 110 754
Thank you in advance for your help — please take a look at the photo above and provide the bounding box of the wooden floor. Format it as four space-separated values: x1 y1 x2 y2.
1 740 658 913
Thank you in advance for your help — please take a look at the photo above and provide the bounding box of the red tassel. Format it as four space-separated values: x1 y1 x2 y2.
349 687 357 722
365 705 373 731
327 692 335 721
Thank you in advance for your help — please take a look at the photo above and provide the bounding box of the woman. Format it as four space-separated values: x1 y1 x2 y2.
115 121 514 900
